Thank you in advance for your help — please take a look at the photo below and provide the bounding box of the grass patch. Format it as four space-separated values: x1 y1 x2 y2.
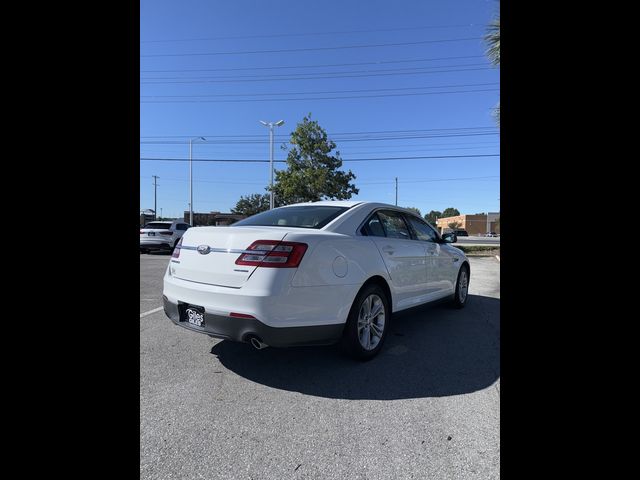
454 245 500 256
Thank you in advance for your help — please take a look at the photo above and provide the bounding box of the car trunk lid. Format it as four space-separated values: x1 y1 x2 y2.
171 227 289 287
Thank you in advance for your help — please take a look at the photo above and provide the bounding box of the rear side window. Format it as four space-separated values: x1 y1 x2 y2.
143 223 172 230
362 213 386 237
176 224 189 231
377 211 411 240
406 215 438 242
234 206 349 229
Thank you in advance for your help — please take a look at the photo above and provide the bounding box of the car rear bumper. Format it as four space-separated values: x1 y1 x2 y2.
163 296 344 347
163 267 359 328
140 239 172 250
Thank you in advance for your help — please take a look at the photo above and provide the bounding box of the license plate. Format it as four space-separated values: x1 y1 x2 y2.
148 232 155 236
181 304 205 327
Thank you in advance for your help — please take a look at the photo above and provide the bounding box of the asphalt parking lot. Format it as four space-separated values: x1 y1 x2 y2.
140 252 500 479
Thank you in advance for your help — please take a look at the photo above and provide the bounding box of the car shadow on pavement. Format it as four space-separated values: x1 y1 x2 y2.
210 294 500 400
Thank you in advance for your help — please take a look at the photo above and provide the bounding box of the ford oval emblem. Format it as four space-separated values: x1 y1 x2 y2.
197 245 211 255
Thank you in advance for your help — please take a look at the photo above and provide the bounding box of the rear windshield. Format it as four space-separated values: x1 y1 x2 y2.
234 206 349 229
143 223 172 230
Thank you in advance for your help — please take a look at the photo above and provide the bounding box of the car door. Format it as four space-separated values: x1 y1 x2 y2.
364 210 428 309
404 215 455 294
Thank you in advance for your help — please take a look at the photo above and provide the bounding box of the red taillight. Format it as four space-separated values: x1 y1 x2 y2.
172 238 182 258
235 240 308 268
229 312 256 319
159 230 173 236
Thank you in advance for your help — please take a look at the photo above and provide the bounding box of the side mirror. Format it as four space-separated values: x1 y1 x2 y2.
442 233 457 243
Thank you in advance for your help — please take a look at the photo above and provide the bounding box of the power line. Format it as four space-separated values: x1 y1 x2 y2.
361 176 500 185
140 132 499 145
140 175 499 185
140 55 485 73
139 142 499 154
141 176 267 186
140 63 488 81
141 82 498 99
140 24 480 44
140 66 491 84
140 126 497 139
139 145 499 158
140 154 499 163
140 36 483 57
140 175 500 185
141 87 498 103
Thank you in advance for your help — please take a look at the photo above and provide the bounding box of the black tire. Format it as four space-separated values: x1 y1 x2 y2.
341 283 390 361
452 264 470 309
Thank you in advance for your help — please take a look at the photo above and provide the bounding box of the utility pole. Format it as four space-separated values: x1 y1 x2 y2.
395 177 398 206
152 175 159 220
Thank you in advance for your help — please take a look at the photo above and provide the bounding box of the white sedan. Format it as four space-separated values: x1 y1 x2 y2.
163 201 469 360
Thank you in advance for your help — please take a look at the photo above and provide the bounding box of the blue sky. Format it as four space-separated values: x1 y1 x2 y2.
140 0 500 219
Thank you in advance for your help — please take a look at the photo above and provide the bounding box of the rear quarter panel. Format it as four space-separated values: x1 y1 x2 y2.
285 233 391 303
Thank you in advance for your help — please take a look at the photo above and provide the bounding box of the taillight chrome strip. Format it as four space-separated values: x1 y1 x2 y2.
179 245 273 254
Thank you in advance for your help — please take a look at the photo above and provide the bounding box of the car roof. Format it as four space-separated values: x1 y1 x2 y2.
280 200 364 208
281 200 418 211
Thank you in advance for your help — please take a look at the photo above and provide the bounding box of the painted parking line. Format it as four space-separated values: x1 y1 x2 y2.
140 306 164 318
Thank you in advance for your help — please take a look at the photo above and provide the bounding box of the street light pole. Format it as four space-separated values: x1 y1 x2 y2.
269 125 274 209
260 120 284 209
152 175 159 220
395 177 398 206
189 137 206 225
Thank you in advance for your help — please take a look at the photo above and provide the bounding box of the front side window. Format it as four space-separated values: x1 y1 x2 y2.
406 215 438 242
377 210 411 240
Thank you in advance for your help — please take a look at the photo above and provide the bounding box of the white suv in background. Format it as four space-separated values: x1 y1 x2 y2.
140 221 191 253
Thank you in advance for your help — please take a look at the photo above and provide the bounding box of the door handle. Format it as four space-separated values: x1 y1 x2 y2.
382 246 394 255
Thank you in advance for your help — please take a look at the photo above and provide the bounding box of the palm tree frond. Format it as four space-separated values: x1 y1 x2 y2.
485 18 500 66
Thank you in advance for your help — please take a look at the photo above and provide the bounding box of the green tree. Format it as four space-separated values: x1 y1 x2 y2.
271 114 358 204
448 221 462 230
442 207 460 218
231 193 270 217
405 207 422 217
424 210 442 226
485 16 500 124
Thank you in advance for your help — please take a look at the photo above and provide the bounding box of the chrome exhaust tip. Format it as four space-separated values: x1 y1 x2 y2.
249 336 268 350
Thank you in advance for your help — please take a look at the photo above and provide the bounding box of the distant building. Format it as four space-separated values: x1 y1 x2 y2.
436 212 500 235
183 211 246 226
140 209 155 226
